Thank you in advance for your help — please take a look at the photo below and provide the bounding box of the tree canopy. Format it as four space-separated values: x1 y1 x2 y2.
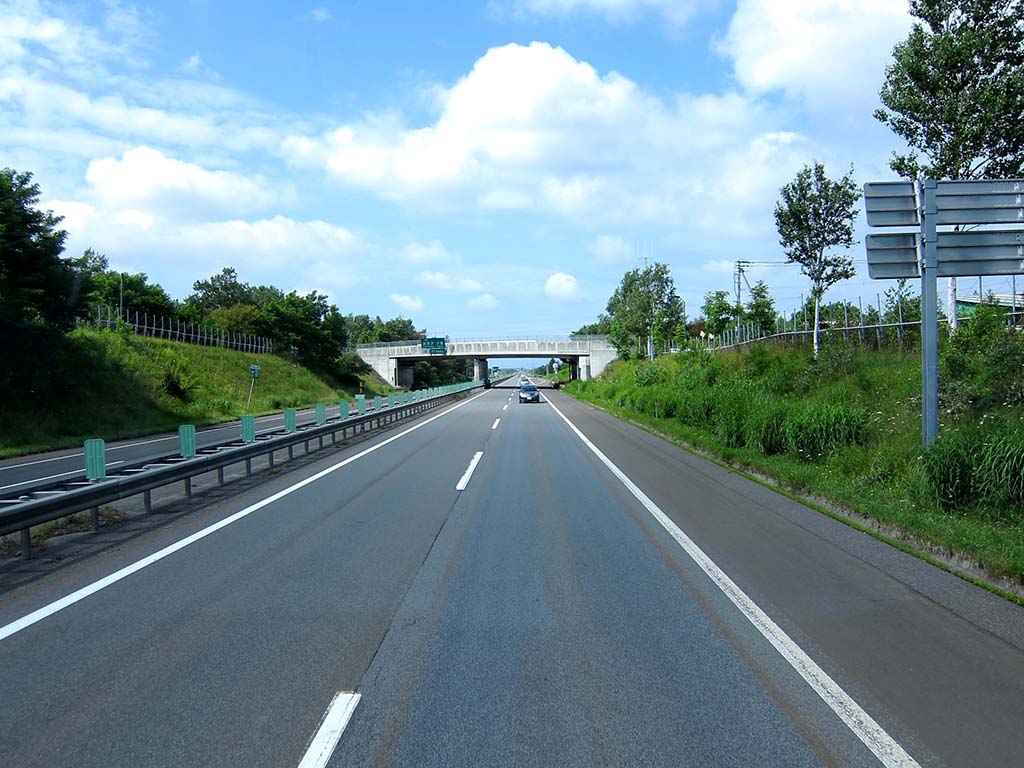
875 0 1024 180
774 162 860 357
0 168 76 330
605 263 684 357
744 280 776 333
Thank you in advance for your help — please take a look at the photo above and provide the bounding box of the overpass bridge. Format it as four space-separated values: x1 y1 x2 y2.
356 335 617 388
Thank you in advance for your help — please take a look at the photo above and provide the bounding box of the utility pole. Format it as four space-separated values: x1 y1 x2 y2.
119 272 124 319
734 260 750 330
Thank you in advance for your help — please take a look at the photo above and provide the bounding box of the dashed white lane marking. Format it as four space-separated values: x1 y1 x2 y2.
502 404 508 411
455 451 484 491
0 391 490 643
491 418 501 430
544 396 920 768
296 692 360 768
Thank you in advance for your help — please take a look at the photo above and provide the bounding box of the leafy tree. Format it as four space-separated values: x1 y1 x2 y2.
207 304 264 335
875 0 1024 181
260 291 338 372
774 162 860 357
378 316 418 342
69 249 176 317
701 290 736 335
187 267 252 313
605 263 683 357
875 0 1024 329
0 168 76 330
346 314 379 345
743 280 776 334
576 314 612 335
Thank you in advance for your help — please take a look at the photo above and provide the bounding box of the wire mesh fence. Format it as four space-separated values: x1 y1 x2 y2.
77 305 275 355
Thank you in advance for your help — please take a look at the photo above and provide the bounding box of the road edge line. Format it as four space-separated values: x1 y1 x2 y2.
296 691 361 768
544 396 920 768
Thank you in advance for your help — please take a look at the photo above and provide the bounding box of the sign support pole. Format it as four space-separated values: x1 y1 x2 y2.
921 180 940 447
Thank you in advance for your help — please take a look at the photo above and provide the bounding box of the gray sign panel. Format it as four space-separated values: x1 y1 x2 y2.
865 232 920 278
933 179 1023 224
936 179 1024 195
936 228 1024 277
863 182 919 227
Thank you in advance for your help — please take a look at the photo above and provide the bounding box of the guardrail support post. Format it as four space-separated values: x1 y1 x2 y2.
217 467 225 485
184 477 192 497
245 458 252 476
21 528 30 559
144 490 153 514
91 506 100 533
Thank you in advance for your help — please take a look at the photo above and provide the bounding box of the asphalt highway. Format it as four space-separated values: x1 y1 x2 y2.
1 384 1022 767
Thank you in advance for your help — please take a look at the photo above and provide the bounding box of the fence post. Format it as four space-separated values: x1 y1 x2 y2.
876 294 884 350
897 294 905 354
858 297 866 344
843 304 849 343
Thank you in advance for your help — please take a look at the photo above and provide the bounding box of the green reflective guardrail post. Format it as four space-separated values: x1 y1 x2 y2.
84 439 106 480
374 395 382 411
284 409 297 432
316 404 326 425
340 401 349 419
388 393 395 408
179 425 196 458
356 395 366 415
241 415 256 443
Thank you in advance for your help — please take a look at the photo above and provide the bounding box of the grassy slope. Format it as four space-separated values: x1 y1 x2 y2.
566 345 1024 589
0 329 391 457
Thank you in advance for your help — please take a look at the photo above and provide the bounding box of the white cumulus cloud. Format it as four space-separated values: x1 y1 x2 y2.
281 42 801 234
468 293 499 309
544 272 581 302
720 0 912 111
83 146 276 218
417 271 482 292
390 293 425 312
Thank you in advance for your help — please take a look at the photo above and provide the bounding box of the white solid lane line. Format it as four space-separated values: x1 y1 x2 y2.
544 396 920 768
297 692 360 768
455 451 484 491
491 418 501 430
0 461 126 492
0 390 490 643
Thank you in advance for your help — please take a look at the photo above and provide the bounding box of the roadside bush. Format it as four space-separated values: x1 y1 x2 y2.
784 402 869 461
973 422 1024 513
744 395 790 455
712 383 752 448
921 427 977 508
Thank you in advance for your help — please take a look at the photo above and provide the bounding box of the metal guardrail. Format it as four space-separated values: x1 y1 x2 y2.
2 381 484 559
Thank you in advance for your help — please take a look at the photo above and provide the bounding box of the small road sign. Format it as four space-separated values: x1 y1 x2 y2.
864 181 919 227
421 337 446 355
250 364 261 379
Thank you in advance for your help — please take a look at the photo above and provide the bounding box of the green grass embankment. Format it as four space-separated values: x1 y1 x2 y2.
0 329 390 457
565 340 1024 591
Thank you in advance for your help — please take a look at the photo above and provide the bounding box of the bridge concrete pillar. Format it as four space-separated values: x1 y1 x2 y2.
473 357 489 384
568 358 580 381
579 356 591 381
397 362 415 389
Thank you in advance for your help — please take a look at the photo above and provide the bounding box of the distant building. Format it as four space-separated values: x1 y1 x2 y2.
955 293 1022 316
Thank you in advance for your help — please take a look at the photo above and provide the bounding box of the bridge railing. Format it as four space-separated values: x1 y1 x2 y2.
355 335 611 353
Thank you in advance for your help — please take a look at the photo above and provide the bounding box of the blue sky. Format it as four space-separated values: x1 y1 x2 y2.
3 0 980 339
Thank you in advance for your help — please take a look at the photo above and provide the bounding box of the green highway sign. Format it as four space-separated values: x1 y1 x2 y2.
250 364 261 379
421 337 446 355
